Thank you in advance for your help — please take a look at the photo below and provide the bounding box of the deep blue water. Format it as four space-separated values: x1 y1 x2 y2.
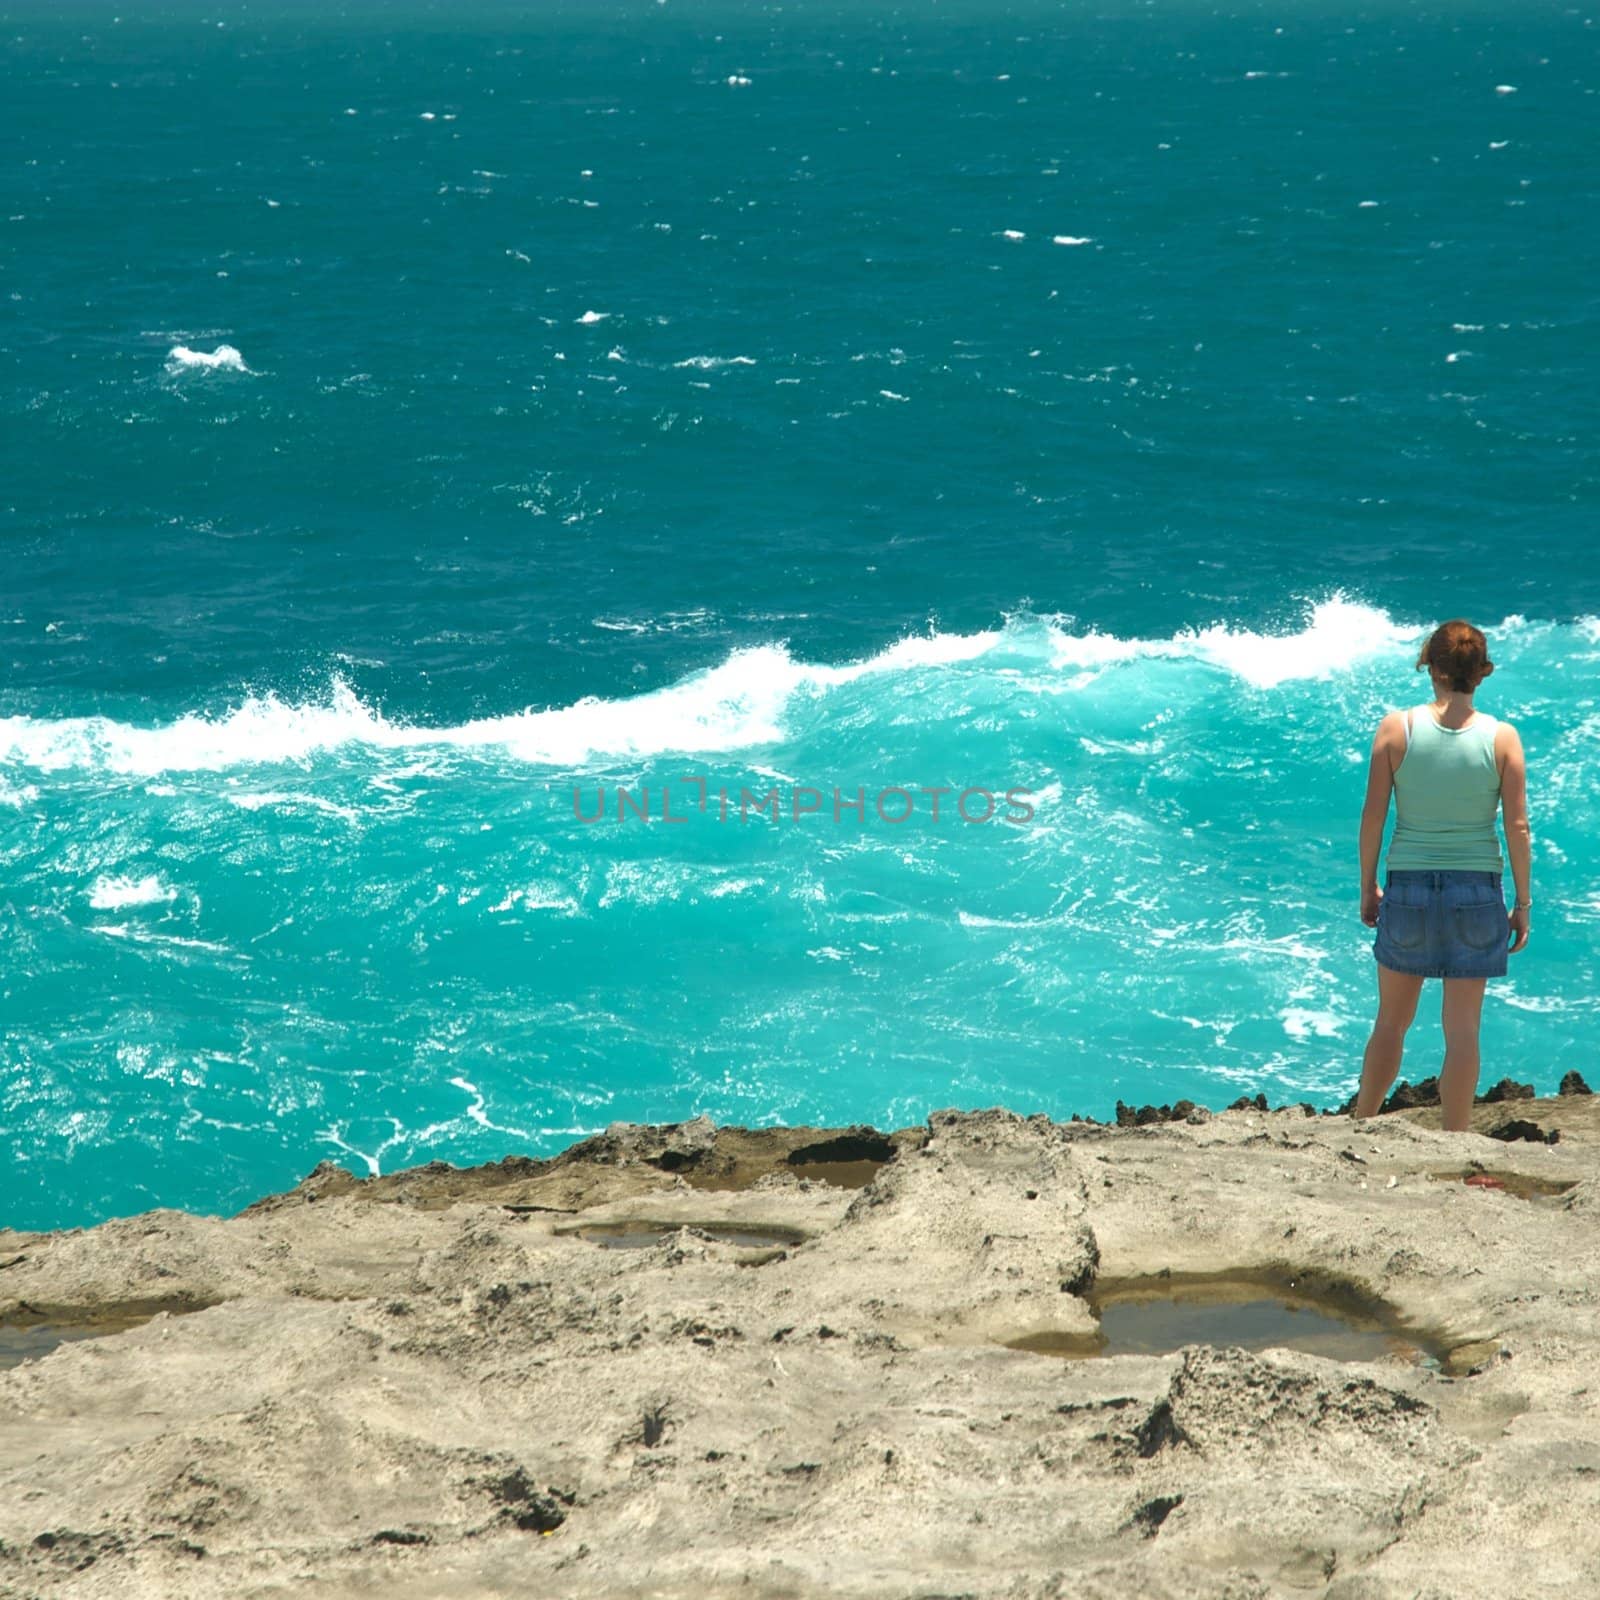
3 1 1596 1230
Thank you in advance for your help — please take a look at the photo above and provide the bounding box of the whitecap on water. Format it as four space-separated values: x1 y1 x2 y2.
88 874 177 910
166 344 249 373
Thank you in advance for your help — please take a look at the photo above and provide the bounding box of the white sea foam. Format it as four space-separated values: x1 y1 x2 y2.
88 873 176 909
672 355 757 369
706 877 760 899
1172 596 1420 687
1279 1006 1348 1040
0 601 1548 775
166 343 249 373
226 791 363 822
89 925 231 954
1051 234 1091 245
577 310 610 323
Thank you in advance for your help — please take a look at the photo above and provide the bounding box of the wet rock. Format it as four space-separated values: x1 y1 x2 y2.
1227 1093 1269 1113
1116 1101 1190 1128
1488 1120 1559 1145
1382 1077 1441 1113
1558 1071 1593 1097
1477 1078 1536 1105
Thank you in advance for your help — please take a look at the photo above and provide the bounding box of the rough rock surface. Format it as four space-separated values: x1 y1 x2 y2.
3 1096 1600 1599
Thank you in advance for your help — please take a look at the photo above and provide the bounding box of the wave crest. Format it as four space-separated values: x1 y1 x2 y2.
0 601 1554 776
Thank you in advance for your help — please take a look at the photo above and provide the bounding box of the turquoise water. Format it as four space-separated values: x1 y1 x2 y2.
3 2 1596 1230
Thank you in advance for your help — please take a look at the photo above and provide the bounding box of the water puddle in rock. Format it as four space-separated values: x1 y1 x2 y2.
1 1323 117 1371
1007 1270 1458 1369
568 1221 807 1251
1436 1170 1577 1204
0 1305 197 1372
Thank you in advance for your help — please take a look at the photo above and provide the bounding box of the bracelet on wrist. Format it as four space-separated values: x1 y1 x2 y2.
1513 900 1532 910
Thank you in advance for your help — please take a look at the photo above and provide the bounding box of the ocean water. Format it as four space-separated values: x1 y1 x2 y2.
3 1 1596 1231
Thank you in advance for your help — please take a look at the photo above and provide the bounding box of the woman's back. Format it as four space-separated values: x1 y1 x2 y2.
1387 706 1503 872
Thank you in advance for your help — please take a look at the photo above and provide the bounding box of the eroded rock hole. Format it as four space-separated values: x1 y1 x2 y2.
784 1132 895 1189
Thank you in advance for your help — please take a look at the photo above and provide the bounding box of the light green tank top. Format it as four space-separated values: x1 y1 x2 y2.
1386 706 1504 873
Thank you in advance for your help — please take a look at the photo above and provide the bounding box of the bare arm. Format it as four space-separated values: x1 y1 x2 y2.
1498 722 1531 951
1359 712 1403 923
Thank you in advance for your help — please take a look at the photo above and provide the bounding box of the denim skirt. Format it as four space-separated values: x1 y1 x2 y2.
1373 869 1509 979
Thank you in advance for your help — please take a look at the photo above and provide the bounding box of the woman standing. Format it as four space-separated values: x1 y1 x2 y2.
1355 620 1531 1132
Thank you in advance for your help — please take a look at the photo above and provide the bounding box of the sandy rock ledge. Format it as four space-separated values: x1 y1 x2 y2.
3 1098 1599 1600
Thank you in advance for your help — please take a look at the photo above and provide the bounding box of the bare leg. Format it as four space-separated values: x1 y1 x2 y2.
1355 965 1424 1118
1440 978 1487 1132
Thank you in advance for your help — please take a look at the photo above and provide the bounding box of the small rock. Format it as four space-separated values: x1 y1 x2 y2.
1558 1070 1593 1097
1129 1492 1183 1537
